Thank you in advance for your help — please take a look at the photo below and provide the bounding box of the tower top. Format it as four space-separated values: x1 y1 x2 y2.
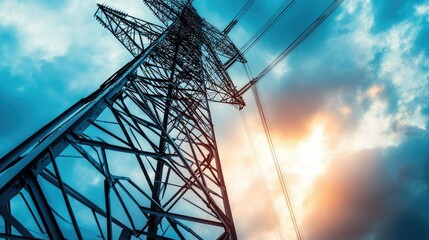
96 1 247 108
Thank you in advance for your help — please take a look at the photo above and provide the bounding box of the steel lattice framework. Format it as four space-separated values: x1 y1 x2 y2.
0 1 247 239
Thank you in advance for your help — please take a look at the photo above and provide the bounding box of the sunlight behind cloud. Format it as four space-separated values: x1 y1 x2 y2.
279 119 330 220
2 0 429 239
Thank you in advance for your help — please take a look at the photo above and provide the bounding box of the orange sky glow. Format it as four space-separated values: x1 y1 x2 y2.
215 79 401 239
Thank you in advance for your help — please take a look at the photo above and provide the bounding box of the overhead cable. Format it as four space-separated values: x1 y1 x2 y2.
224 0 256 34
240 110 286 240
238 0 345 96
240 0 298 55
252 84 303 240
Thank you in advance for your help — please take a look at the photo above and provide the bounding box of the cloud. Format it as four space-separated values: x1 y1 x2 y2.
246 0 376 144
228 0 429 239
272 2 429 238
371 0 428 33
0 0 154 156
2 0 429 239
302 127 429 240
252 0 429 144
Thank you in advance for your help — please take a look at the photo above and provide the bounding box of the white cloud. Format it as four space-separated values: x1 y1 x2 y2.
0 0 158 60
2 0 429 238
326 0 429 152
0 1 70 60
378 21 429 130
0 0 162 93
416 3 429 21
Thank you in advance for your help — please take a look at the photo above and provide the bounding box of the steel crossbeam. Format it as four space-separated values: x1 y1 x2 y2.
0 1 244 239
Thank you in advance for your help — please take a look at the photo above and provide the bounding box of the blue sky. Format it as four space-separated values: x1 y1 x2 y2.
1 0 429 239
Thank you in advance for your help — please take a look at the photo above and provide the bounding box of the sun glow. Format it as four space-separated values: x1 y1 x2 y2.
278 120 330 220
296 122 328 181
245 115 331 238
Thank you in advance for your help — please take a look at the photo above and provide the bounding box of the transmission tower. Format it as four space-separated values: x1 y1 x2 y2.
0 1 246 239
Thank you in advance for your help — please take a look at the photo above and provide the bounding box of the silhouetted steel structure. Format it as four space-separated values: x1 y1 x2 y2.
0 1 246 239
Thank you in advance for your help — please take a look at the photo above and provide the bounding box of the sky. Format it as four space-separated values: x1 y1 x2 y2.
1 0 429 239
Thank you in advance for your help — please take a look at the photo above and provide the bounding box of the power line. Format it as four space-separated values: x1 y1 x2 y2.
235 0 255 22
240 110 286 240
258 0 344 80
223 0 298 70
238 0 345 96
240 0 298 55
224 0 256 34
252 84 303 240
237 1 344 238
243 61 302 239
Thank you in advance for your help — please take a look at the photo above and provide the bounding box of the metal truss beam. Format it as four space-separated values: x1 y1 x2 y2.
95 4 246 108
0 2 243 239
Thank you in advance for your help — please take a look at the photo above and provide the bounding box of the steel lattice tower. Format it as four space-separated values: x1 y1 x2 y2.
0 1 247 239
